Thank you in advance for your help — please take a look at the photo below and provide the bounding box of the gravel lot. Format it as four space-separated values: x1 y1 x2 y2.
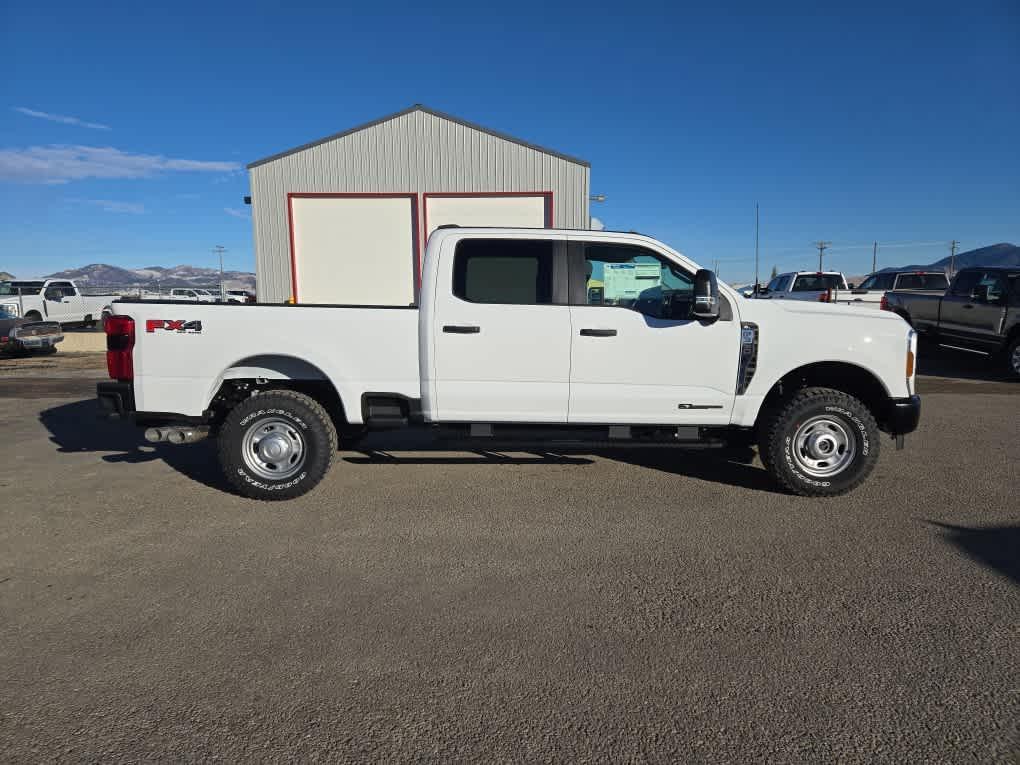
1 348 1017 762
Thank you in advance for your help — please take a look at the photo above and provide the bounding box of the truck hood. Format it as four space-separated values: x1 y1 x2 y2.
762 298 905 322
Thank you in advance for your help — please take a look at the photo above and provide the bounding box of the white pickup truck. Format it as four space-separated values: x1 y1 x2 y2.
97 228 920 500
0 279 115 327
827 270 949 308
755 271 849 302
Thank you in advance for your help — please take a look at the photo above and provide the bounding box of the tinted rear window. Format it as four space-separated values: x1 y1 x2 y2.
792 274 844 292
453 239 554 305
896 273 948 290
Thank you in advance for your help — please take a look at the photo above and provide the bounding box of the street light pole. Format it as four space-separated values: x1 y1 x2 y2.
212 245 227 300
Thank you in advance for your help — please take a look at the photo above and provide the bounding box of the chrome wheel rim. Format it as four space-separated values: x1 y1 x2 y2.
792 416 856 478
242 416 306 480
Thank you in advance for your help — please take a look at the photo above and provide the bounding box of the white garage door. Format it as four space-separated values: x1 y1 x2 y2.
289 195 417 305
424 194 549 239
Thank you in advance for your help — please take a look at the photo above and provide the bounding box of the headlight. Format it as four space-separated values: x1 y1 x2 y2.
1 303 18 317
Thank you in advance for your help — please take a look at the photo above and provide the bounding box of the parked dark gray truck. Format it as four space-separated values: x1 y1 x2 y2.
882 267 1020 377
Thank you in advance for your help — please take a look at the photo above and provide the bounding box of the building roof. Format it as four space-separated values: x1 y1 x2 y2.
246 104 590 170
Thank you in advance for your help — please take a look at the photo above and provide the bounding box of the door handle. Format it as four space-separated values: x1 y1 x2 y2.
443 325 480 334
579 328 617 337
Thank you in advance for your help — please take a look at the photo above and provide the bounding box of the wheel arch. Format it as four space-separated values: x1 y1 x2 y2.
756 360 894 430
206 354 350 430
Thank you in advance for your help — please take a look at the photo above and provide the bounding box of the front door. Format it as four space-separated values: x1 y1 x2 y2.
939 270 1007 350
568 242 739 425
432 237 572 422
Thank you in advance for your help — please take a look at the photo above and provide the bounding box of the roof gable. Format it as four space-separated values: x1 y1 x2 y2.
247 104 589 169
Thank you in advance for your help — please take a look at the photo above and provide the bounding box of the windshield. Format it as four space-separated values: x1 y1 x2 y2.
0 281 44 296
858 273 895 290
792 274 845 292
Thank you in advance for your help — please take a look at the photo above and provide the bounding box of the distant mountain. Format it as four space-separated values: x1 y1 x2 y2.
41 263 257 292
879 243 1019 273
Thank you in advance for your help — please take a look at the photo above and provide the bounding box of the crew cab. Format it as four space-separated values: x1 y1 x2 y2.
0 279 115 327
97 228 920 501
883 267 1020 377
755 271 849 302
828 270 949 308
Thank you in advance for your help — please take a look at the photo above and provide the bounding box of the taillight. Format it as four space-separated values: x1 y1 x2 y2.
880 294 890 311
105 315 135 381
818 289 830 303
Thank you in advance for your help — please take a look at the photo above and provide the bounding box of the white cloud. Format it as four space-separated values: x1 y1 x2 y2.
14 107 111 130
224 207 251 220
84 199 146 214
590 216 605 231
0 145 240 183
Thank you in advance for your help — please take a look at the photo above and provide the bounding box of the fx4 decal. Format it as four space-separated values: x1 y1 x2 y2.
146 319 203 334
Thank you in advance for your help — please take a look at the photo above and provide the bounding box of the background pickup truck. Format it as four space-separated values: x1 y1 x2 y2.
755 271 849 302
883 267 1020 377
98 228 920 501
0 279 115 327
828 270 949 308
0 304 63 354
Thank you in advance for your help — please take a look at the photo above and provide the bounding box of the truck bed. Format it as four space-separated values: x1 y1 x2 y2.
114 300 420 419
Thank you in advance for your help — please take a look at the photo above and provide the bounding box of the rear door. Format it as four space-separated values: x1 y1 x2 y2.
431 237 572 422
567 240 739 425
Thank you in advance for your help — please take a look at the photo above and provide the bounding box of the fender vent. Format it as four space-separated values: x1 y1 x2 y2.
736 322 758 395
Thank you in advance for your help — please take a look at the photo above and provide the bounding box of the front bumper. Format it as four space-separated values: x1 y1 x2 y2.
97 381 135 419
887 395 921 435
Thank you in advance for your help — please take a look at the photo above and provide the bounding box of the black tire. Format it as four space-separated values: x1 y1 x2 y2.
1006 336 1020 380
217 390 337 500
24 311 42 322
759 387 880 497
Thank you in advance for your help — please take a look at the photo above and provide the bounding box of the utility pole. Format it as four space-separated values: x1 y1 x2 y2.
754 203 760 293
949 240 959 277
212 245 227 300
814 241 831 271
872 241 878 273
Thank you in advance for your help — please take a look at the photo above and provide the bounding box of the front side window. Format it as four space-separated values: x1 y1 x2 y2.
859 273 895 290
582 245 694 319
453 239 554 305
950 270 982 297
766 275 785 292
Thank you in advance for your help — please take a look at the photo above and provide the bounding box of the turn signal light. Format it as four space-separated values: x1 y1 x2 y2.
818 289 831 303
880 294 890 311
105 315 135 381
906 349 915 379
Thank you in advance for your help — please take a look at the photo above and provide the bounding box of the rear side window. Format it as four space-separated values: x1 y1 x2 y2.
896 273 948 290
453 239 554 304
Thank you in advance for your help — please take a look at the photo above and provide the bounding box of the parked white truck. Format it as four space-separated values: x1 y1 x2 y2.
0 279 115 327
97 228 920 500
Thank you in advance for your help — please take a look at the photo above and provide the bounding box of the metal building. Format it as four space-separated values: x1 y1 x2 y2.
246 104 591 304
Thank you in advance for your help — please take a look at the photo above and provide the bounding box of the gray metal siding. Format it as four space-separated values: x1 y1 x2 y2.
249 110 590 302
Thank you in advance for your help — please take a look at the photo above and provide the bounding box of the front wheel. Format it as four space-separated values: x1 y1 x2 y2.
1006 336 1020 380
217 390 337 500
758 387 880 497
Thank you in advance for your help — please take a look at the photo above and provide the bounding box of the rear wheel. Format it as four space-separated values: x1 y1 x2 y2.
217 390 337 500
759 387 880 497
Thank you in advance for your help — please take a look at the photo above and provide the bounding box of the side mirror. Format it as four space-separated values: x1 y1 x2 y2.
848 283 856 290
693 269 720 319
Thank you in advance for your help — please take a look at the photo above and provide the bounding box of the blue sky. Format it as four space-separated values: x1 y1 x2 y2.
1 0 1017 283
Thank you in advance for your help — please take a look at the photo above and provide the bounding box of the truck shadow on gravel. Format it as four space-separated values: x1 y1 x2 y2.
926 521 1020 586
38 399 226 491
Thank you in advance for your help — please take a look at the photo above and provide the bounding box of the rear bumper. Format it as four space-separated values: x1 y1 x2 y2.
887 395 921 435
97 381 135 419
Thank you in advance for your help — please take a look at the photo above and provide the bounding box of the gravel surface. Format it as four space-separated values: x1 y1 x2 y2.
0 352 1017 762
